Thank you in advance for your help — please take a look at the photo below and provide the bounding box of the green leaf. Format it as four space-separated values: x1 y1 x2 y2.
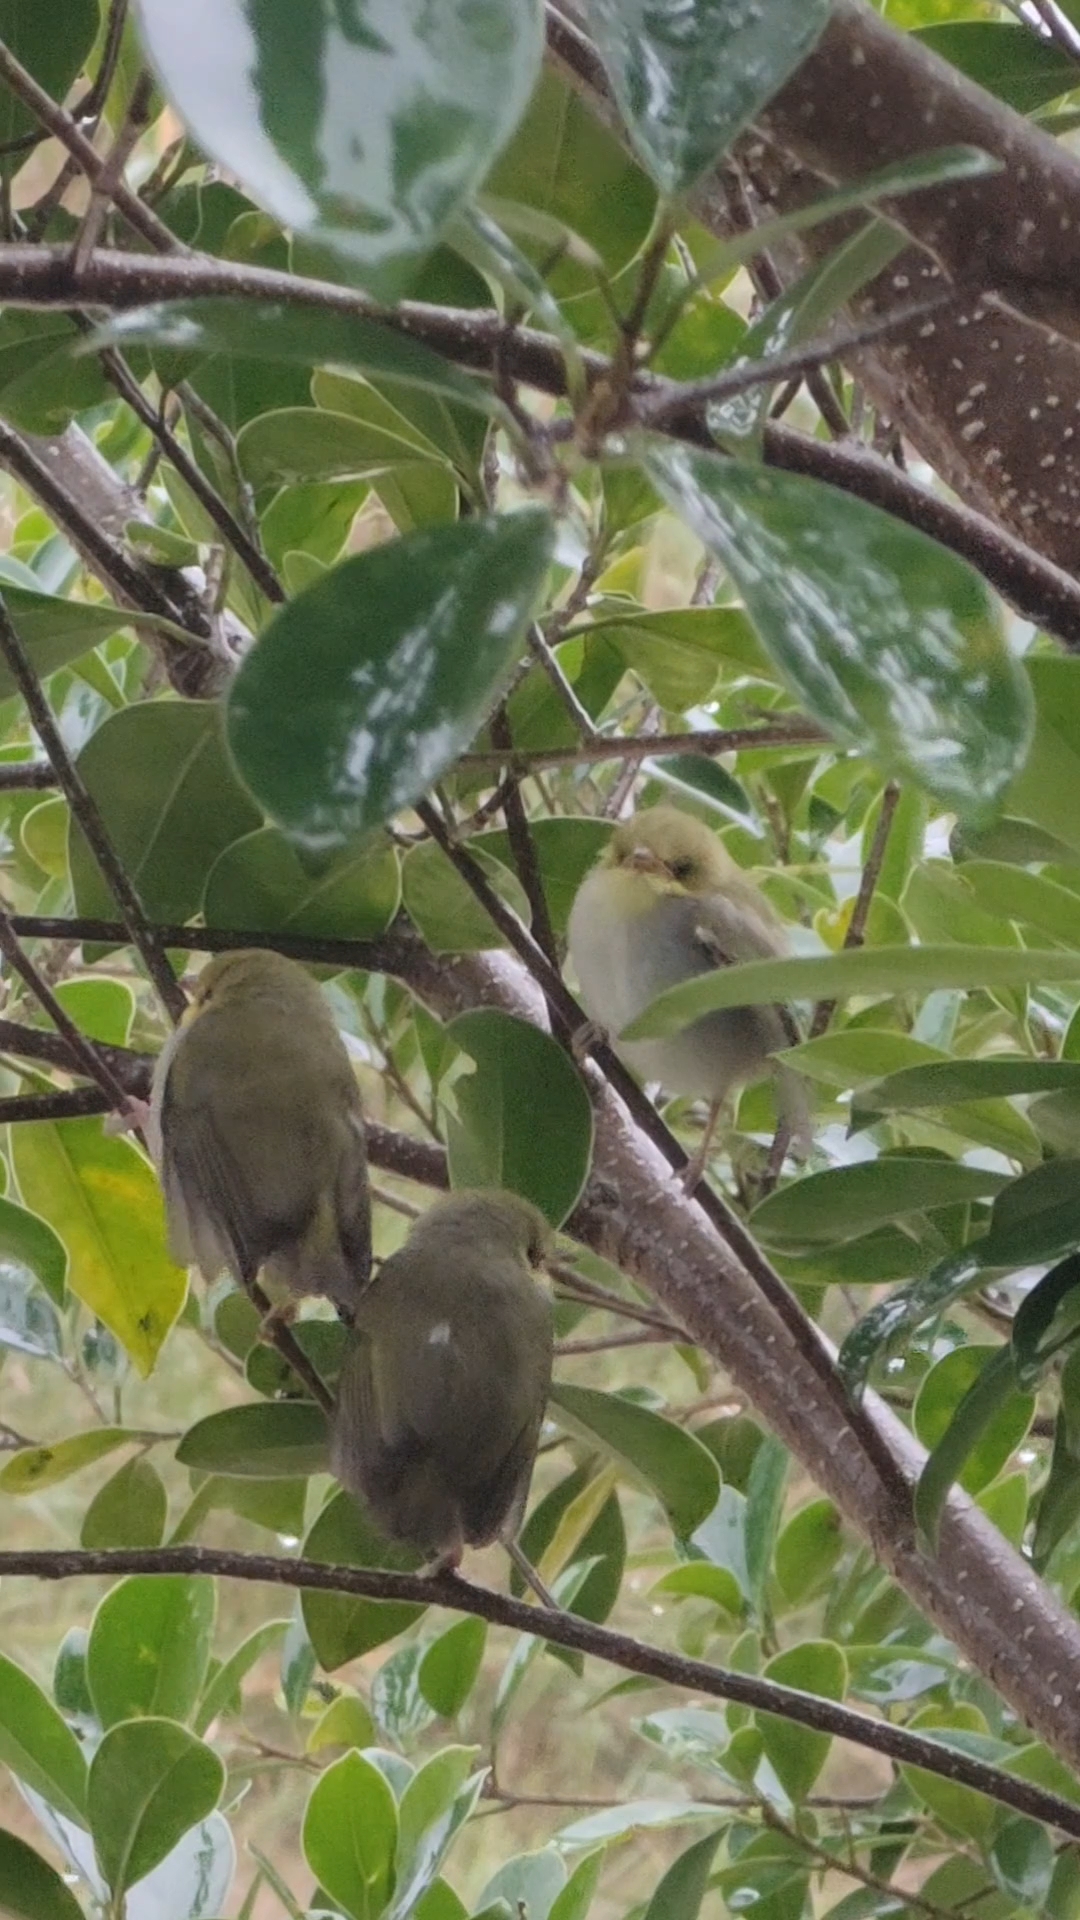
204 826 400 940
306 1692 376 1754
0 1652 88 1826
400 840 529 952
0 1427 138 1495
418 1618 487 1718
480 819 613 934
237 405 443 489
549 1850 605 1920
391 1748 485 1920
548 1383 719 1538
0 0 98 162
1006 657 1080 857
775 1499 844 1606
0 1197 67 1308
839 1248 984 1401
302 1749 398 1920
646 445 1031 823
81 1456 168 1549
989 1816 1055 1911
10 1120 185 1377
301 1489 426 1670
857 1055 1080 1118
917 22 1079 111
88 1717 224 1897
0 585 126 695
624 944 1080 1043
757 1641 847 1801
54 977 135 1048
227 513 554 849
0 1830 84 1920
980 1158 1080 1267
88 301 498 415
1011 1252 1080 1384
0 1267 61 1360
69 701 262 925
914 1346 1033 1548
446 1009 594 1227
138 0 543 298
750 1156 1009 1248
583 0 830 195
642 1829 723 1920
478 1851 566 1920
194 1619 290 1737
485 66 656 286
176 1402 330 1478
87 1575 215 1728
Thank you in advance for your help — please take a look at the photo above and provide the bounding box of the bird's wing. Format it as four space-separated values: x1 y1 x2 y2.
691 892 803 1049
332 1099 372 1286
159 1074 264 1283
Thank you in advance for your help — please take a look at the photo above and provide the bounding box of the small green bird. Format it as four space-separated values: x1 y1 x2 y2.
566 805 808 1181
331 1190 555 1602
150 948 371 1315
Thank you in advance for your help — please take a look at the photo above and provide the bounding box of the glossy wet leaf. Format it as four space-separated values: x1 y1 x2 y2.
88 301 497 415
88 1717 223 1896
69 701 262 924
625 944 1080 1042
137 0 544 298
301 1489 426 1669
0 1829 85 1920
0 1652 88 1826
446 1009 593 1227
87 1575 215 1729
418 1618 488 1719
176 1401 330 1478
1011 1253 1080 1384
583 0 830 196
227 512 553 849
204 827 400 940
302 1748 398 1920
838 1249 985 1401
11 1120 185 1377
646 445 1031 822
549 1383 719 1538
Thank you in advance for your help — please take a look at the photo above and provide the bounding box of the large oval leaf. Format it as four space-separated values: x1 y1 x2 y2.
87 1575 215 1729
87 1718 224 1898
203 826 400 940
136 0 543 298
68 701 262 924
226 512 554 849
301 1489 426 1669
176 1402 330 1479
302 1749 398 1920
10 1121 186 1377
446 1009 593 1227
584 0 830 196
0 1829 85 1920
0 1653 88 1827
646 444 1032 822
548 1383 719 1539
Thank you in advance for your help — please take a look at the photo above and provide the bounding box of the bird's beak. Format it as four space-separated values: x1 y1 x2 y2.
625 846 670 879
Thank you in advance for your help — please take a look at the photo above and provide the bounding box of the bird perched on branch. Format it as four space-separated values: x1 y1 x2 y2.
150 948 371 1318
567 805 809 1186
331 1189 557 1607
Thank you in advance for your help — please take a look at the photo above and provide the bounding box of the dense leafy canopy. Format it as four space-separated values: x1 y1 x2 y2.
0 2 1079 1918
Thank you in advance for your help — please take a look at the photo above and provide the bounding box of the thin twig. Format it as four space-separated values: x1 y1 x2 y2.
525 622 599 740
0 913 136 1114
808 781 900 1042
5 1541 1080 1839
457 718 826 774
490 709 559 968
0 595 185 1022
70 71 156 276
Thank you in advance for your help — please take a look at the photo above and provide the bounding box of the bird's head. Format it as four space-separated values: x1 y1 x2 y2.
409 1190 552 1267
601 806 736 899
181 947 305 1024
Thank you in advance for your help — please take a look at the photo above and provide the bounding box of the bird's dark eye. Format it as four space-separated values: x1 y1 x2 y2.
669 858 695 882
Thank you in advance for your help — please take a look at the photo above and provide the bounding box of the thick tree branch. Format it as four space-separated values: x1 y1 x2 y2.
0 244 1076 647
3 1542 1080 1839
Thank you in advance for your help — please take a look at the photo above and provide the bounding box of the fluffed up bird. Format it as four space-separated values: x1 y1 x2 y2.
331 1189 556 1606
150 948 371 1318
566 805 809 1184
